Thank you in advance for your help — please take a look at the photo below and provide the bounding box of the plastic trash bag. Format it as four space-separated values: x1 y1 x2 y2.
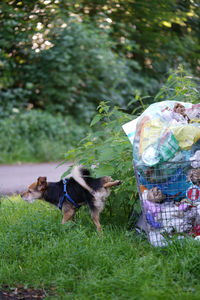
123 100 200 201
131 100 196 167
171 124 200 150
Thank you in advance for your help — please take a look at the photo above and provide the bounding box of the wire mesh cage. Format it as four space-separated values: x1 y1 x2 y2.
133 159 200 246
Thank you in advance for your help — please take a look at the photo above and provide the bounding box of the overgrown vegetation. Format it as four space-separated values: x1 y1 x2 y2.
63 102 137 220
1 195 200 299
154 66 200 104
1 2 200 296
1 1 200 163
1 1 200 120
0 110 89 163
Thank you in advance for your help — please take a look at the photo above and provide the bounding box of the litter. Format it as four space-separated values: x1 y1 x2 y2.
123 101 200 246
187 168 200 186
186 185 200 204
190 150 200 168
171 124 200 150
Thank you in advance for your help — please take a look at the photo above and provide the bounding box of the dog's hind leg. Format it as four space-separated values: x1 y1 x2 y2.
103 180 121 188
70 214 75 222
90 210 101 232
62 209 75 225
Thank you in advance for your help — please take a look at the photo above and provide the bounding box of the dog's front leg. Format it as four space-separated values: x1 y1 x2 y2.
62 208 75 225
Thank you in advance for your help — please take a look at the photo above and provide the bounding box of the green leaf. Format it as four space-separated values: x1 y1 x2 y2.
90 114 102 127
61 169 71 179
99 148 116 161
95 165 114 177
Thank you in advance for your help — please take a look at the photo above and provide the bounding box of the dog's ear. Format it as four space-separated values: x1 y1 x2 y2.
37 176 47 191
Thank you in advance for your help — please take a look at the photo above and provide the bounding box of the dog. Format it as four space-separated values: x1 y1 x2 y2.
21 165 121 231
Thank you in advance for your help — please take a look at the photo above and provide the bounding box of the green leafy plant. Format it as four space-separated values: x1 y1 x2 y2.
27 19 140 121
62 101 142 221
154 65 200 103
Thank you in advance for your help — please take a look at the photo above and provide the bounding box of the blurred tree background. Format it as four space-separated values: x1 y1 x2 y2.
0 0 200 162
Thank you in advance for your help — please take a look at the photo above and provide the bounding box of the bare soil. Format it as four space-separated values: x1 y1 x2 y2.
0 285 56 299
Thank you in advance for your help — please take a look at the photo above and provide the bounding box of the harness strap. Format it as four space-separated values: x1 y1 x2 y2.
59 179 80 210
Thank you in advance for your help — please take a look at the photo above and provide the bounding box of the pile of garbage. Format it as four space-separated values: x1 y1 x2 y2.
123 101 200 246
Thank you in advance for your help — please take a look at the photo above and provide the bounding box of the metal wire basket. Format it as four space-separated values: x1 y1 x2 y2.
133 159 200 246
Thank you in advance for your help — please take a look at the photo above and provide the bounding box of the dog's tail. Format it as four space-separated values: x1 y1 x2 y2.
70 165 94 195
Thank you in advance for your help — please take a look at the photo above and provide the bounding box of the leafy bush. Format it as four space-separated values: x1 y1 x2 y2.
0 11 141 121
0 88 32 118
26 19 140 121
154 65 200 104
62 102 139 221
0 110 89 163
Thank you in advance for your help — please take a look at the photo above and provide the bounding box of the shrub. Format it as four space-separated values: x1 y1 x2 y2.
27 19 140 121
62 102 139 222
154 65 200 104
0 110 89 163
0 14 141 122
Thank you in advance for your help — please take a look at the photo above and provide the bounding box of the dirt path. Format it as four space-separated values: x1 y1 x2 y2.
0 162 71 196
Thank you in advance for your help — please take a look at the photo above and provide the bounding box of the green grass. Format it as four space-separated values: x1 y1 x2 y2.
1 196 200 299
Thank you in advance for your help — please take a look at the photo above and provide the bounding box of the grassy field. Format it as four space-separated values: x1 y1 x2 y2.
1 196 200 300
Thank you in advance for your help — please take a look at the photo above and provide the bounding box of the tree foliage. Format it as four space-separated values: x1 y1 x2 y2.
0 0 200 120
27 21 139 121
66 0 200 75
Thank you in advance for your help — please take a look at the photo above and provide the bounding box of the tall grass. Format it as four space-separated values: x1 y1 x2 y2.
1 196 200 299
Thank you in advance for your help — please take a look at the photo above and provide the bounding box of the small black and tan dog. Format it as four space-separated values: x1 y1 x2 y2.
21 165 121 231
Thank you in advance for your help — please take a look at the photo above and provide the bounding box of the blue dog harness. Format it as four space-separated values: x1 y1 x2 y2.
59 179 80 210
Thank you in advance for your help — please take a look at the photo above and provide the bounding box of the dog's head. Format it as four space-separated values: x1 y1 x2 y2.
21 176 47 203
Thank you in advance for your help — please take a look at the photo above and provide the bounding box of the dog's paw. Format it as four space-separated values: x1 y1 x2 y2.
116 180 122 186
